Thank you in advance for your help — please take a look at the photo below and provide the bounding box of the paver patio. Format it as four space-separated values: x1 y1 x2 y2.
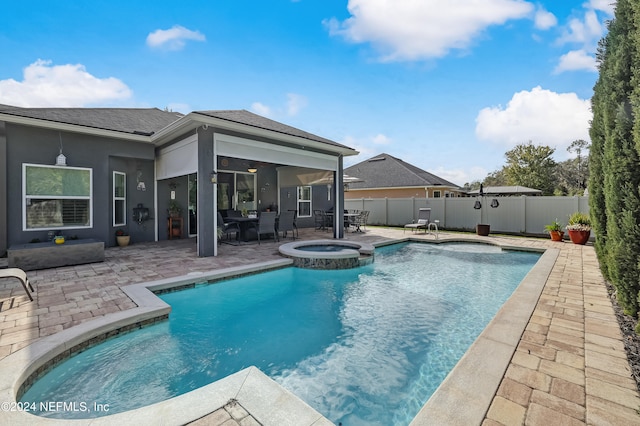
0 227 638 425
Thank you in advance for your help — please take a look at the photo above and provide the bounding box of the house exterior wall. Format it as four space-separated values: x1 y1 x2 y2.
345 187 464 199
0 122 7 256
346 188 427 199
4 123 155 249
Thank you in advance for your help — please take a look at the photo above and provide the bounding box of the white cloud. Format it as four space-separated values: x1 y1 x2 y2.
433 166 487 186
554 49 597 73
251 93 308 118
325 0 534 61
587 0 616 15
372 133 391 145
286 93 308 116
250 102 272 117
534 7 557 30
557 9 604 47
475 86 591 155
146 25 206 50
0 59 132 107
340 133 394 167
552 2 613 74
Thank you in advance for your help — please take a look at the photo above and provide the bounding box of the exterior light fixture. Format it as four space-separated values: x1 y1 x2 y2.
210 171 217 183
247 165 257 173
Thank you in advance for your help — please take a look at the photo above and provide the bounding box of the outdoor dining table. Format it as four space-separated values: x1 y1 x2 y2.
326 212 362 232
224 216 259 241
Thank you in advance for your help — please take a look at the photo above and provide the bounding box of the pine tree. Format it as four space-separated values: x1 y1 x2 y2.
590 0 640 315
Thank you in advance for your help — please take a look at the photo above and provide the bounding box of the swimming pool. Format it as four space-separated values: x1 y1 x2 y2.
19 242 540 425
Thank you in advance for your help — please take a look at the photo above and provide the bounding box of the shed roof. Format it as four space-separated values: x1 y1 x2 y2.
467 185 543 196
344 153 461 189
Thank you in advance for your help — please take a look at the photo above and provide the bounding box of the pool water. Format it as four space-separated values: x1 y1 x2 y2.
20 243 540 425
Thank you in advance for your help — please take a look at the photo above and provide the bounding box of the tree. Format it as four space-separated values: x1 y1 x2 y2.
589 0 640 316
567 139 590 192
482 169 508 187
503 142 557 195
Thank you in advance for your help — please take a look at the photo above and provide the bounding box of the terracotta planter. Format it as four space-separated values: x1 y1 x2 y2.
476 224 490 236
567 229 590 245
116 235 130 247
549 230 564 242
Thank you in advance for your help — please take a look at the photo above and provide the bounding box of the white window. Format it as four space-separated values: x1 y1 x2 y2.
433 190 441 198
113 171 126 226
23 164 92 230
297 186 312 218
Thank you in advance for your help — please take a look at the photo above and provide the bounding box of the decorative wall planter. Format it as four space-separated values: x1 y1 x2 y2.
567 229 590 245
476 224 490 236
116 235 130 247
549 230 564 242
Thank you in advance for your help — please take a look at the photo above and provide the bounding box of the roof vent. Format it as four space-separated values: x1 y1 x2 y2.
368 156 385 162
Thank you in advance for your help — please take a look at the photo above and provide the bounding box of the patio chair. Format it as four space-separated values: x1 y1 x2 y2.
0 268 35 301
314 210 327 231
404 208 431 233
249 211 278 244
278 210 297 240
349 210 369 233
357 210 370 232
217 212 240 243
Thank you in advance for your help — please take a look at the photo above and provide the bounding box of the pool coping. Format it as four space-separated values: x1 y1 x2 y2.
0 239 554 425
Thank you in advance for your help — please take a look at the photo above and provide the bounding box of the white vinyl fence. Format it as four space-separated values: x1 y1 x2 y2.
345 196 590 236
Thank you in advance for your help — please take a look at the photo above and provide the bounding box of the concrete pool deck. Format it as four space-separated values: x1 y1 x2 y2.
0 228 638 425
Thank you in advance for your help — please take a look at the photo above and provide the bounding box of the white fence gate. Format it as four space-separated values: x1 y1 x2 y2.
345 196 590 236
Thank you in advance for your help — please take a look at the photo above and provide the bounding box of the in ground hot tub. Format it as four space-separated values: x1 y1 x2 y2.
279 239 374 269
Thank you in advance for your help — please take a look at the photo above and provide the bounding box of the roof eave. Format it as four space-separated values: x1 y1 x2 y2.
0 112 153 143
152 112 358 157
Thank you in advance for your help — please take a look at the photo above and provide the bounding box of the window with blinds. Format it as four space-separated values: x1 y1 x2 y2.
23 164 92 230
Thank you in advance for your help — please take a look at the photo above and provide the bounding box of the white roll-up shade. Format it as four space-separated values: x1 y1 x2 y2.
215 133 337 171
156 135 197 180
278 167 334 186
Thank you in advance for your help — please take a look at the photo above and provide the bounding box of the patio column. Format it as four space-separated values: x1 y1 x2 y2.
334 155 345 239
197 126 216 256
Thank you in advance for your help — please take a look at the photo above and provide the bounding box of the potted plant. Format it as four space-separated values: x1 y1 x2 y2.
566 212 591 245
168 200 182 218
544 219 564 242
115 229 130 247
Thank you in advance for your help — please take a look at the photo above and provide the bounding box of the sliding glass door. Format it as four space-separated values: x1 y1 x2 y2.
217 172 256 212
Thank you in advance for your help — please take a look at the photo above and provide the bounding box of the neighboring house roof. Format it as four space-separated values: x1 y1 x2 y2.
467 185 543 196
0 104 182 135
344 153 461 190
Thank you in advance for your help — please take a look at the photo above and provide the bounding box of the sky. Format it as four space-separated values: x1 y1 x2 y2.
0 0 615 185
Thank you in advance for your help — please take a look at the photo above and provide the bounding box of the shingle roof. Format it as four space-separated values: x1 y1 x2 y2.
194 109 348 149
467 185 542 196
344 153 461 189
0 105 183 135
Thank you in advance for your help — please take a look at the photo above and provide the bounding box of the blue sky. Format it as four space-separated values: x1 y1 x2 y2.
0 0 614 185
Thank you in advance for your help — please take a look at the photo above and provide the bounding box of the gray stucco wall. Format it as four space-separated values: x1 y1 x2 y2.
5 124 155 248
0 122 7 256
